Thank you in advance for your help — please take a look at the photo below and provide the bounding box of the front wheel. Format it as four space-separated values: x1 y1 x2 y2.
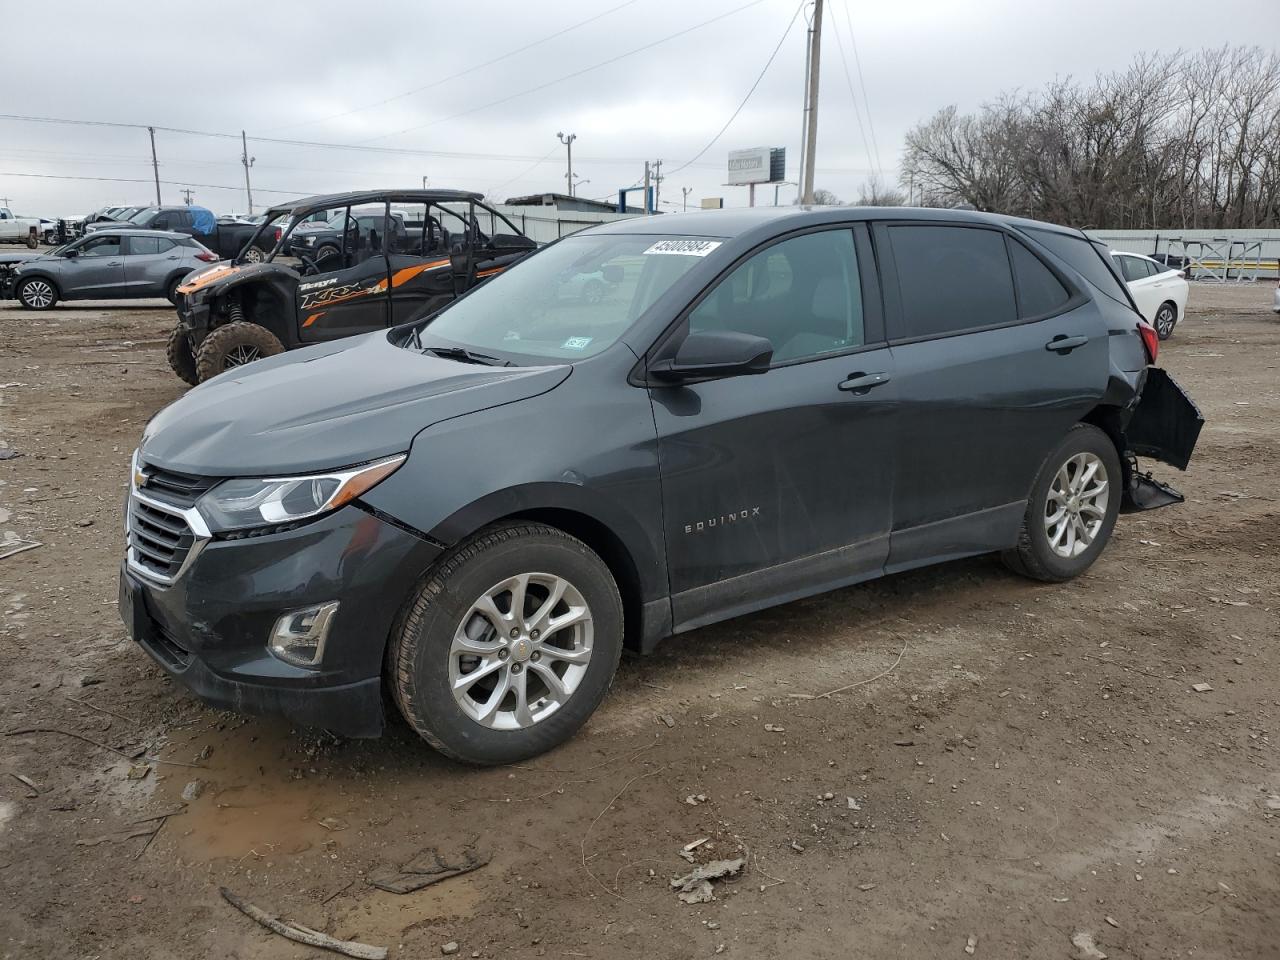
1002 423 1121 582
166 326 199 385
17 277 57 310
193 321 284 381
1154 302 1177 340
389 523 624 764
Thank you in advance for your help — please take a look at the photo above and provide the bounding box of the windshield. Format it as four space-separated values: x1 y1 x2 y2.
127 207 157 224
417 234 718 361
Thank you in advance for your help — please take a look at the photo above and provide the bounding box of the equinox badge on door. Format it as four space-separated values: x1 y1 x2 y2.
684 507 761 534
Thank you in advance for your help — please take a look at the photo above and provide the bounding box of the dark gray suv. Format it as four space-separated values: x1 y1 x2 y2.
119 207 1201 764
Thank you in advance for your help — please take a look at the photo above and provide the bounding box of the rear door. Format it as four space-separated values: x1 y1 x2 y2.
650 225 895 629
876 221 1105 571
123 235 179 296
66 234 127 297
386 201 455 324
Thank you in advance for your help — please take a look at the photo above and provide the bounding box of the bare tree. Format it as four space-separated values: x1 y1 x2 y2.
855 174 906 206
898 45 1280 229
810 188 842 206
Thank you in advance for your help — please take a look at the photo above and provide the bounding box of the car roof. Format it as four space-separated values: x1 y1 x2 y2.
265 189 484 216
587 206 1090 241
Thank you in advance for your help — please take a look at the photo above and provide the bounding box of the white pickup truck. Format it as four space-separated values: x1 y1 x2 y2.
0 207 40 248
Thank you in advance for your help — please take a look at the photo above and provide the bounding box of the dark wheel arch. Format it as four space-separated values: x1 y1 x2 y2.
164 272 189 304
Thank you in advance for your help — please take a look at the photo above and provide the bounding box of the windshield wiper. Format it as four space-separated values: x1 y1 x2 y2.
422 345 511 367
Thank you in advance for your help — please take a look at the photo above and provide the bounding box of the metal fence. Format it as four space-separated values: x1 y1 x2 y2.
488 206 640 244
1087 229 1280 280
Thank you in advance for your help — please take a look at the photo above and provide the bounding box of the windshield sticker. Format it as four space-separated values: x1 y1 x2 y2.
642 239 722 257
561 336 593 351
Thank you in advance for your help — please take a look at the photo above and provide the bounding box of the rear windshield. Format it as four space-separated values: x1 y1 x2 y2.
1020 227 1131 307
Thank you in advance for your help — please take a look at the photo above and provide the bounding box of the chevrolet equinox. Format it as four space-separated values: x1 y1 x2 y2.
120 207 1202 764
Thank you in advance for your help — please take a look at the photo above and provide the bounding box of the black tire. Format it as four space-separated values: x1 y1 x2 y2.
193 321 284 382
1001 423 1122 583
388 523 624 765
17 277 57 310
166 326 199 386
24 232 38 250
165 275 184 306
1154 301 1177 340
243 246 265 263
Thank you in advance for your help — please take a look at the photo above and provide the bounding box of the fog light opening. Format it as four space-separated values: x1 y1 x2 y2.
269 601 340 667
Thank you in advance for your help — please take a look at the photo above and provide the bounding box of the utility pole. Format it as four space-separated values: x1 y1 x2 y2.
240 130 255 215
800 0 823 205
651 159 663 213
796 4 813 205
557 132 577 197
180 188 194 205
643 161 651 215
682 186 692 211
422 175 429 190
147 126 161 205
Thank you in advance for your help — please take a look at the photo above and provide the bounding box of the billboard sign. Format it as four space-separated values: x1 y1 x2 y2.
727 147 786 185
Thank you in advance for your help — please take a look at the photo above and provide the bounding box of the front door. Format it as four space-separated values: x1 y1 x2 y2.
875 221 1107 571
67 234 127 297
649 226 895 630
278 202 391 342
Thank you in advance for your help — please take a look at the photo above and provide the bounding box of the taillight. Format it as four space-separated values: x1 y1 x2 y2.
273 227 282 242
194 251 219 263
1137 319 1159 364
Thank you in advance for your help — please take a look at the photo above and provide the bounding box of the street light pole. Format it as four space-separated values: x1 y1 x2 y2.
241 130 255 215
556 132 577 197
147 126 161 205
682 186 692 211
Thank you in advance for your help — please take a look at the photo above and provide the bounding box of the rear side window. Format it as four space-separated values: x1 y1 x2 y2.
127 236 174 255
1024 228 1129 306
1009 240 1071 318
888 225 1016 339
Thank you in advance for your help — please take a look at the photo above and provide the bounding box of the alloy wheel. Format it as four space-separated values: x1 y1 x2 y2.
1044 452 1109 559
449 572 594 730
1155 304 1176 338
224 345 261 367
21 280 54 308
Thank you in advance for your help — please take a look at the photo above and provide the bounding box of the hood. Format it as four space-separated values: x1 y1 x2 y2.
176 260 290 295
140 332 572 476
0 252 43 267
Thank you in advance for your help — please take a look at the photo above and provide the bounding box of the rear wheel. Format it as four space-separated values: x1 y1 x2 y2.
242 246 265 263
194 321 284 381
24 232 38 249
166 326 199 385
1002 423 1121 582
1154 301 1177 340
17 277 57 310
389 523 624 765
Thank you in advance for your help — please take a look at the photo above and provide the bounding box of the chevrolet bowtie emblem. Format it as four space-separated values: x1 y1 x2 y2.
134 467 149 489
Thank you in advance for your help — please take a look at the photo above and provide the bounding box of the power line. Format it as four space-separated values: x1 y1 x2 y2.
358 0 769 144
272 0 643 134
0 171 314 196
488 146 562 199
841 0 882 180
826 1 877 180
666 0 805 176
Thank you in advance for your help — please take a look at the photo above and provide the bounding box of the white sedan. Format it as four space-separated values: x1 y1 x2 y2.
1111 251 1189 340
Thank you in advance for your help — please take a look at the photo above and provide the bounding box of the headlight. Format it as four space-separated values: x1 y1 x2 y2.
196 454 406 532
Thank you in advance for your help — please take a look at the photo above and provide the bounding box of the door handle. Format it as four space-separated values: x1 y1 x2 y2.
1045 335 1088 354
166 255 180 260
838 371 891 393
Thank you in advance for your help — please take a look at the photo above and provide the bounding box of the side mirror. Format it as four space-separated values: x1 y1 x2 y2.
650 330 773 382
64 248 79 258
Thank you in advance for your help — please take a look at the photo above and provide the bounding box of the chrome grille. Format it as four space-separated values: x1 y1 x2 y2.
128 495 195 581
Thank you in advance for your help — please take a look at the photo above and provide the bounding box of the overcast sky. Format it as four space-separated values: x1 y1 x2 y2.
1 0 1272 217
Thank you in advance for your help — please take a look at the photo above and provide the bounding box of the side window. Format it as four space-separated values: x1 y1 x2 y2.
888 225 1016 339
1009 240 1072 318
1118 256 1145 283
81 236 122 257
688 229 864 364
151 212 172 230
127 236 162 256
1023 228 1130 306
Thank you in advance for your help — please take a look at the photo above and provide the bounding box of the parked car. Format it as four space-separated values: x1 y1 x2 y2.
4 229 218 309
166 189 535 384
1111 250 1189 340
0 207 40 248
121 206 1202 764
84 205 146 227
85 205 271 263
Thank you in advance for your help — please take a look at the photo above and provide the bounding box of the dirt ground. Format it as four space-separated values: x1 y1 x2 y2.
0 283 1277 960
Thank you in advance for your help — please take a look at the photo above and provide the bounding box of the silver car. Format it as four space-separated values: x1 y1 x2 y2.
6 229 219 310
1272 279 1279 315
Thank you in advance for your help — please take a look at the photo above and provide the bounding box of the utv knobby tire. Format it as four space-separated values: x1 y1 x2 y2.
1001 423 1121 583
166 326 199 386
194 321 284 382
388 523 624 765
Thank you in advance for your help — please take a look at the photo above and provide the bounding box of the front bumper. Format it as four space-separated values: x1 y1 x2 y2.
175 290 213 337
120 503 442 737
